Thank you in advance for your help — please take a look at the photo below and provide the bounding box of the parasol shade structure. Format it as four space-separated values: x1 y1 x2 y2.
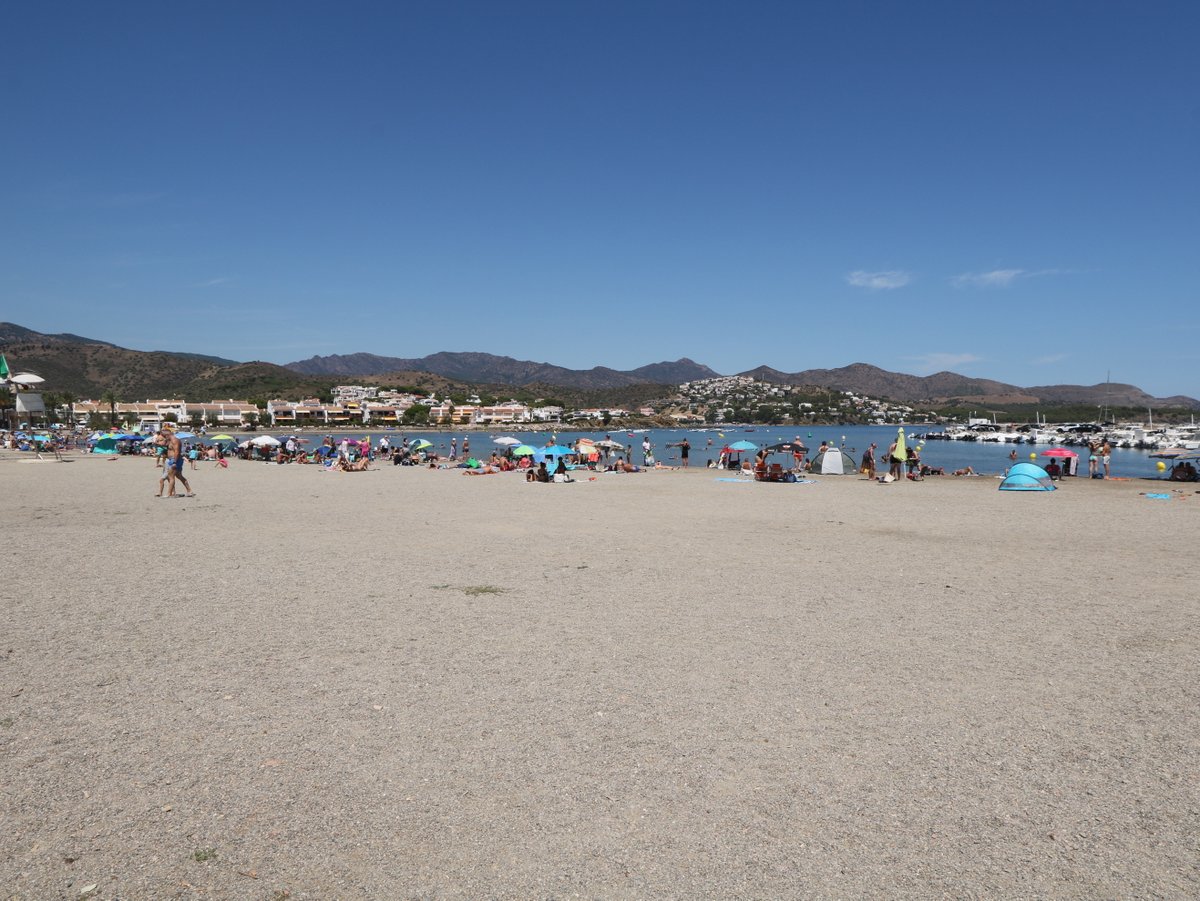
766 442 807 454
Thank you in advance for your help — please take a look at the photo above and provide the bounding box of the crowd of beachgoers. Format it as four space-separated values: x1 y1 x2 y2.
5 423 1198 485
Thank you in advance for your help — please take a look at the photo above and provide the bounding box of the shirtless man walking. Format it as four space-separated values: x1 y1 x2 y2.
157 429 195 497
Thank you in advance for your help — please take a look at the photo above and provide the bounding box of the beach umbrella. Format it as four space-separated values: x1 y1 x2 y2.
250 435 281 447
411 439 433 451
174 431 196 439
766 441 807 454
493 436 520 446
511 444 537 456
1149 448 1189 459
537 444 574 457
1041 448 1078 458
894 427 907 462
594 439 625 450
728 440 758 452
1170 450 1200 461
210 434 235 441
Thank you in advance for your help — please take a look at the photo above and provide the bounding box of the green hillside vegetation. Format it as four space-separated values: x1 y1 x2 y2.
1 340 216 399
181 363 337 407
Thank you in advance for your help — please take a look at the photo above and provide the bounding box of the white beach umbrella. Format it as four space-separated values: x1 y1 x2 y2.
250 435 281 447
493 436 521 446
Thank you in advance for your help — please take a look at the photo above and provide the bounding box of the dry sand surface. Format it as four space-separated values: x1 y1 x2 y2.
2 453 1198 899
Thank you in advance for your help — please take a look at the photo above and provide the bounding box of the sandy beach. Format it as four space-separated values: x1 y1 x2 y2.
2 454 1197 899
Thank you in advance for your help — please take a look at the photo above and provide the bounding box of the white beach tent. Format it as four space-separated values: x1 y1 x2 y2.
808 447 858 475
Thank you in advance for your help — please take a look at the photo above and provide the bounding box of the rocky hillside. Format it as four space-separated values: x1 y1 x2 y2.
4 323 1195 409
740 362 1197 409
285 351 718 389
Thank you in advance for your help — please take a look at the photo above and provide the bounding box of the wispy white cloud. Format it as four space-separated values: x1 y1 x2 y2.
846 270 912 290
905 352 982 374
1032 352 1067 365
950 269 1024 288
950 268 1074 288
199 277 231 288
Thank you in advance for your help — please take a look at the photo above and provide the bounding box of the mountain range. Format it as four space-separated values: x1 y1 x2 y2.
284 351 719 390
286 351 1198 409
1 323 1196 410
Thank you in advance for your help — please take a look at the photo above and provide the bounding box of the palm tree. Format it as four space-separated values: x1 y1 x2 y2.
41 392 62 424
61 392 76 427
100 389 118 429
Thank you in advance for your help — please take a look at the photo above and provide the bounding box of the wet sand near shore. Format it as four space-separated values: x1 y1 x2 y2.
2 456 1197 898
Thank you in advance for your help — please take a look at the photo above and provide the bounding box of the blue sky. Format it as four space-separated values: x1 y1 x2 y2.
2 2 1197 397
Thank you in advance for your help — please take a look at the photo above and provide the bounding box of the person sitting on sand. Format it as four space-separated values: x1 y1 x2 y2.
527 461 551 482
1169 462 1198 482
334 453 370 472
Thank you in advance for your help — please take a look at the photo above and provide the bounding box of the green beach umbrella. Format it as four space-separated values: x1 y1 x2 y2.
894 427 907 461
511 444 537 456
411 439 433 451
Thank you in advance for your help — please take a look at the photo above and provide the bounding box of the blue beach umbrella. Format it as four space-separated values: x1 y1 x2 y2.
728 440 758 452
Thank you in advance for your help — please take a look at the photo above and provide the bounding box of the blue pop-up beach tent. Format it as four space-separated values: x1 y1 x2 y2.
999 462 1056 491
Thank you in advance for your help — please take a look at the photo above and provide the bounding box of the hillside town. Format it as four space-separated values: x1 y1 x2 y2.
16 376 924 431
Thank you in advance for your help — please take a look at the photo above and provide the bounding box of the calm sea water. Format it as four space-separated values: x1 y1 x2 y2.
215 424 1163 479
